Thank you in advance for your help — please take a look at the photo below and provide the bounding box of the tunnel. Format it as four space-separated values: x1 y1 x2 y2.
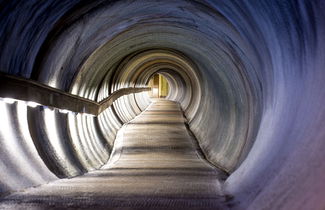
0 0 324 209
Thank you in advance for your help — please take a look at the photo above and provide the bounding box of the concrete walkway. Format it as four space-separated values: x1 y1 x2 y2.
0 100 227 209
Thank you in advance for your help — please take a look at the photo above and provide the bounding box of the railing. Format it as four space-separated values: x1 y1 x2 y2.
0 72 150 116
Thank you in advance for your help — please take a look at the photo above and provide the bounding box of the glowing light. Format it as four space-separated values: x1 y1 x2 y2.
2 98 16 104
0 98 82 116
26 101 40 108
70 111 78 116
82 113 95 117
59 109 70 114
152 88 159 97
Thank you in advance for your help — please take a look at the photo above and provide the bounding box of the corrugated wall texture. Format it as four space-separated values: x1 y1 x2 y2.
0 1 324 209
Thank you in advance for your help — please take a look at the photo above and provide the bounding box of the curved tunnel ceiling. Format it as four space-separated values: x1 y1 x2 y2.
0 0 325 209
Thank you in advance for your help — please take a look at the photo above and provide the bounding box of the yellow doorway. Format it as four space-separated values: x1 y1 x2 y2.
148 74 169 98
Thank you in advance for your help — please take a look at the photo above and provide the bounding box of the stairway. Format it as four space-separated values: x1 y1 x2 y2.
0 100 227 209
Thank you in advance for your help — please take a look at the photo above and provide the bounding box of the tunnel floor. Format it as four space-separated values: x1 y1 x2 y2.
0 100 228 210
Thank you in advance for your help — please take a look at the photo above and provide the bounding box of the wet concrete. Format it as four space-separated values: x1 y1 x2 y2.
0 100 227 209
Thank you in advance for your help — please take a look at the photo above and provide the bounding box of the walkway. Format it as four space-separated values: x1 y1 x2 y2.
0 100 227 209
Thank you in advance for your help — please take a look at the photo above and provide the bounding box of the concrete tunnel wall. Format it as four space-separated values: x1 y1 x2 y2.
0 0 325 209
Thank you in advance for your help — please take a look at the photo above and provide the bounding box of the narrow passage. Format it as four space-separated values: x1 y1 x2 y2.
0 100 227 209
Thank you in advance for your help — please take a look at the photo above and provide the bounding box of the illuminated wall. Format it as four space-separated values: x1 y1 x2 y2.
0 1 324 209
158 74 169 98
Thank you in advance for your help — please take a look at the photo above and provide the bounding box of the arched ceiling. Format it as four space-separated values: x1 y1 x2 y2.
0 1 324 209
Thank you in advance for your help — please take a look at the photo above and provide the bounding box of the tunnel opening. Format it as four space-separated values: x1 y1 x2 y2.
147 73 169 98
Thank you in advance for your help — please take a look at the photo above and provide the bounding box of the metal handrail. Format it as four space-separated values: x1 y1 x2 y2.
0 72 150 116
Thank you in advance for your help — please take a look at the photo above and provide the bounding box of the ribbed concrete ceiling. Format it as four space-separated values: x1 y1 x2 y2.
0 1 325 210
